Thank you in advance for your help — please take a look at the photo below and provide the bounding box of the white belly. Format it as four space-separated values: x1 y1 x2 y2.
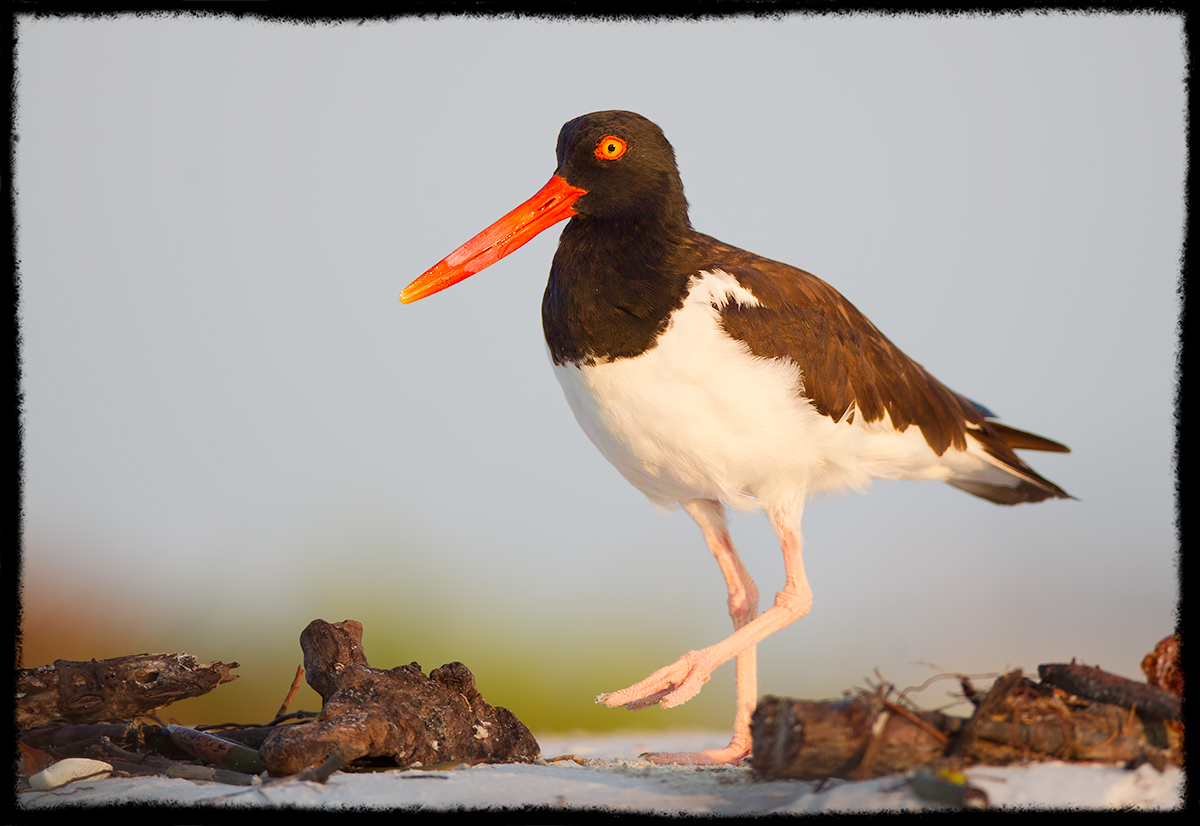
551 270 965 515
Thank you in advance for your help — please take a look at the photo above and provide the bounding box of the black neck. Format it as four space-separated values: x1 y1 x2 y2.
542 212 693 366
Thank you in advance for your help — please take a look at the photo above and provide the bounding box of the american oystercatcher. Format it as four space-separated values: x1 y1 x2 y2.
401 110 1071 766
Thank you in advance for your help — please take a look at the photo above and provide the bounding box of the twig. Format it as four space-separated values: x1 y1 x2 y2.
851 702 891 780
263 710 319 727
197 710 318 732
949 670 1024 759
883 699 950 745
276 665 305 718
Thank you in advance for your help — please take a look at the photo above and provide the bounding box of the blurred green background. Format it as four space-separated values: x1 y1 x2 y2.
20 522 740 733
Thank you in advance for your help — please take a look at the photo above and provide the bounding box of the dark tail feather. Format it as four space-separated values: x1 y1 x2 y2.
948 475 1072 505
989 421 1071 453
948 416 1074 505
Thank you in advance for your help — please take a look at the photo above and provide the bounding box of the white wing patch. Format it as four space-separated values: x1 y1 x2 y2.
696 268 761 309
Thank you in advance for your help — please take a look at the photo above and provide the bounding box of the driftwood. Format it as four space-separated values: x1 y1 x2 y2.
1141 634 1182 696
19 721 168 754
95 737 264 786
1038 662 1181 721
751 656 1184 781
21 623 1178 791
749 691 955 780
259 619 541 775
17 620 540 785
16 653 239 729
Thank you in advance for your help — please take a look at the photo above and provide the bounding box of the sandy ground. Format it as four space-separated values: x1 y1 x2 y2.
15 731 1184 814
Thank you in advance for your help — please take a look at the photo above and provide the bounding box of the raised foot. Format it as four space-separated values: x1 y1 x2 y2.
596 649 714 711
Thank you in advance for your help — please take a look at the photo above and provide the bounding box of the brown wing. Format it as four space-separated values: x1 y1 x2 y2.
681 235 1071 504
708 253 978 454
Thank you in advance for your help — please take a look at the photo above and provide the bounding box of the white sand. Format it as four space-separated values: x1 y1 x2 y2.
17 731 1183 813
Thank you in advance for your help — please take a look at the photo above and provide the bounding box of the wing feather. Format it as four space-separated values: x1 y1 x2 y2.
674 234 1070 504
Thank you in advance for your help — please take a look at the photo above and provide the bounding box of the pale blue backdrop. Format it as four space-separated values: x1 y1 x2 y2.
17 13 1182 732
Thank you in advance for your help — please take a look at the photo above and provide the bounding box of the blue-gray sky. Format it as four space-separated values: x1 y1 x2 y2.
17 13 1182 732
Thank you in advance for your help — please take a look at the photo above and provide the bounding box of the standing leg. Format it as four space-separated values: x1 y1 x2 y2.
682 499 759 633
638 499 759 765
598 502 812 765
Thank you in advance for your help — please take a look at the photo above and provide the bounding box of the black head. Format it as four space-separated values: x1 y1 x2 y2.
554 111 690 229
401 111 691 305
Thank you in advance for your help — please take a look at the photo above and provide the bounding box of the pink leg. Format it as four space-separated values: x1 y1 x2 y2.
597 501 813 766
640 500 758 765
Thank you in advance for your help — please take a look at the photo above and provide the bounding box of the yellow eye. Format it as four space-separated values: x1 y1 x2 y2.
595 135 627 161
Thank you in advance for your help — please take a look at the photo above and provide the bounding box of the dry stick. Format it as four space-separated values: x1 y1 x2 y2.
197 710 318 733
197 667 309 733
276 665 305 718
851 704 891 780
1011 690 1076 760
98 736 261 786
883 699 950 745
263 710 319 727
857 684 952 779
296 753 347 783
1037 663 1181 720
204 754 348 804
949 670 1025 759
850 682 953 781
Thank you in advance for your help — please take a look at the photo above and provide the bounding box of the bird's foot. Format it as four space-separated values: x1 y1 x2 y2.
596 649 714 711
639 741 751 767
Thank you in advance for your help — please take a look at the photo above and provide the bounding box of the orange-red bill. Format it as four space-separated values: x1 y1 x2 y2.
400 175 587 304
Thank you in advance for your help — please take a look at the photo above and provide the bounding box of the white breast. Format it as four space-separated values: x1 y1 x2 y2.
551 270 977 516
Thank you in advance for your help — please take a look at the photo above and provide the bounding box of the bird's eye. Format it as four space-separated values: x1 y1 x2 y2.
595 136 627 161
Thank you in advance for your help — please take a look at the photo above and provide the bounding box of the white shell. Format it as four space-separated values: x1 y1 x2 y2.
29 758 113 790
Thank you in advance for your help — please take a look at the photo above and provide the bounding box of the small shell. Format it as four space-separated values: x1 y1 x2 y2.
29 758 114 790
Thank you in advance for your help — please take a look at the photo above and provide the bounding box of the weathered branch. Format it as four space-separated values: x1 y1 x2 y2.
1037 662 1181 720
751 660 1182 780
259 619 540 775
17 653 239 729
